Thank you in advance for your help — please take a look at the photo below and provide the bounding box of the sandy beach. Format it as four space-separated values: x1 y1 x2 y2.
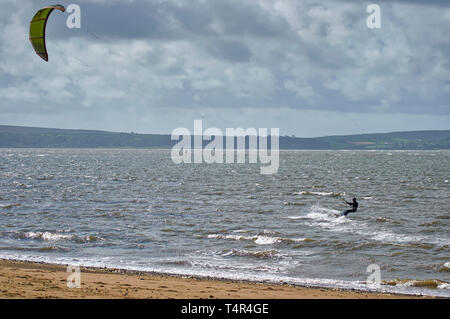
0 259 426 299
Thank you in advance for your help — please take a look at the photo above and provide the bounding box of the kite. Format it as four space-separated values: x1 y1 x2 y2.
29 4 65 62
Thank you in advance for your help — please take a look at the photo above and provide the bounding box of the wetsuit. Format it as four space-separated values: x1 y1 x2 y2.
343 200 358 216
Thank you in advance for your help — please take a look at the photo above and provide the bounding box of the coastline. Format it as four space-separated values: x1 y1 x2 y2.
0 259 428 299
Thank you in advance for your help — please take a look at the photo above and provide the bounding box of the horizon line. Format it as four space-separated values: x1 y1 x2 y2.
0 124 449 140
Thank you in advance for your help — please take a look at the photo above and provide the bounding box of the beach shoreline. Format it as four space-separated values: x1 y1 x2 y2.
0 258 430 299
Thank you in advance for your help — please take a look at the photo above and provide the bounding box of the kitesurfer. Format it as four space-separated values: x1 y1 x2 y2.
342 198 358 216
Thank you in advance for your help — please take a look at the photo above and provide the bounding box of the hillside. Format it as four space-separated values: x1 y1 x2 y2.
0 125 449 150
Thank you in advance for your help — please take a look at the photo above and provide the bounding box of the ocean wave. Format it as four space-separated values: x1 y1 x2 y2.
1 231 103 243
207 234 311 245
301 206 446 246
38 246 70 252
24 232 74 241
261 229 280 235
0 253 449 298
438 283 450 290
420 221 442 227
161 260 192 266
376 217 392 223
100 212 125 218
188 259 282 273
303 206 347 224
82 235 104 242
305 211 345 223
0 203 21 209
221 249 282 259
35 175 54 180
0 246 69 252
368 231 430 245
231 229 250 233
255 236 280 245
439 262 450 272
296 191 344 197
384 279 450 290
283 215 306 220
283 202 306 206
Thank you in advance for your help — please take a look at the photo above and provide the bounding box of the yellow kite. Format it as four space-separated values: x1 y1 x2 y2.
29 4 65 62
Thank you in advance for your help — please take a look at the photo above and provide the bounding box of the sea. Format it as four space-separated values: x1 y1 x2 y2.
0 149 449 297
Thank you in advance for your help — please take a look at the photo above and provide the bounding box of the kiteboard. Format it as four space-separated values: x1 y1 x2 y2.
331 211 346 217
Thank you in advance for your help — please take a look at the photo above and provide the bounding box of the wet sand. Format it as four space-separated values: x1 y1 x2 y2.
0 259 425 299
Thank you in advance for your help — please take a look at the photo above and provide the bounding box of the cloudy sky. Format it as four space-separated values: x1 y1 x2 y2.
1 0 449 137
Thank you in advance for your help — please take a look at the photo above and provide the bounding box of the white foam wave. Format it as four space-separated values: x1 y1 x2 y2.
0 253 449 298
221 249 282 259
304 206 346 223
261 229 279 235
296 191 343 197
438 283 450 290
302 205 448 246
255 236 279 245
207 234 308 245
24 232 74 241
0 204 15 209
19 231 103 243
283 215 306 220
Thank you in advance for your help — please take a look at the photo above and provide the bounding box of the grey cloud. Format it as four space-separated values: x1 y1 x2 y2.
1 0 449 136
48 1 179 40
47 0 289 41
366 0 450 6
206 40 252 63
206 0 288 37
340 0 450 7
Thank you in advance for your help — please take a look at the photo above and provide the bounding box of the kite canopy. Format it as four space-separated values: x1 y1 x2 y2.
29 4 65 62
